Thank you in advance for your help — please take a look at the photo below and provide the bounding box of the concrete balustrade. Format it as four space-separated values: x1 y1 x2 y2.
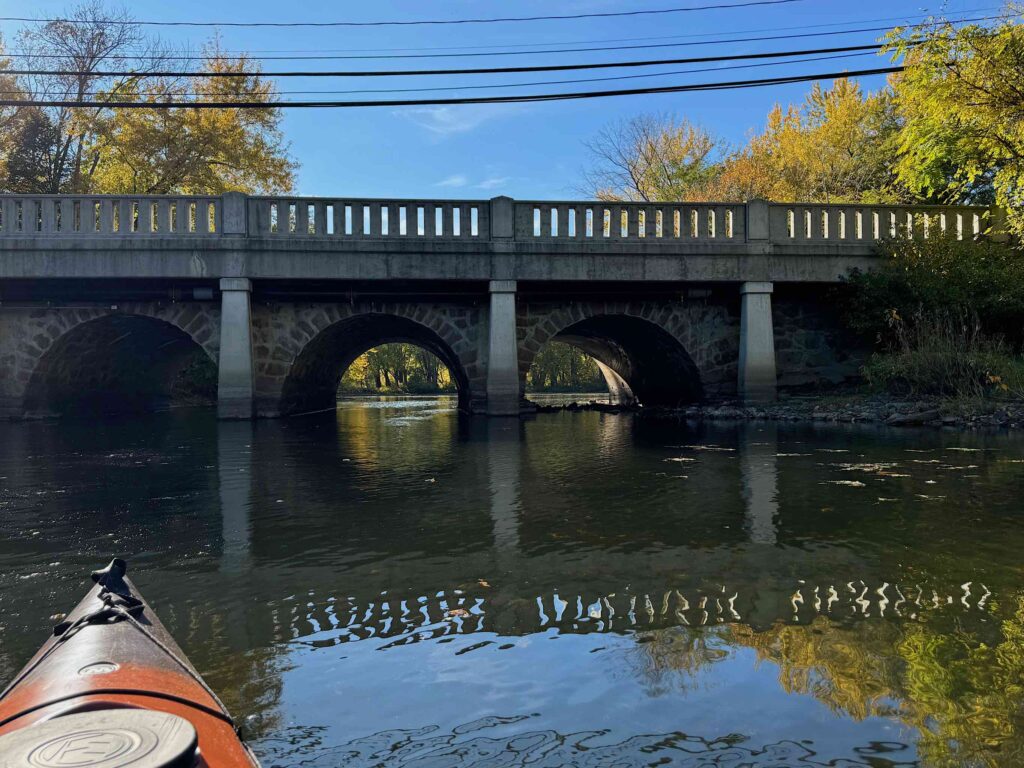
0 193 991 246
0 195 222 236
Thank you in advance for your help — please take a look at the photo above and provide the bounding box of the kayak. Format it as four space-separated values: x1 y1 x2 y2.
0 559 259 767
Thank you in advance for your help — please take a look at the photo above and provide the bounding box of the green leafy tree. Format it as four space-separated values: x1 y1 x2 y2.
885 9 1024 235
526 342 605 392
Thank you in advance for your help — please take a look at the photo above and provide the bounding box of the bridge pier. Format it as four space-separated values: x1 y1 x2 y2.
217 278 255 419
738 281 777 403
485 280 521 416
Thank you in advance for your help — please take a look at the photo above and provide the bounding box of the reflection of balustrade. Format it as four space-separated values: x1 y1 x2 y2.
255 580 996 647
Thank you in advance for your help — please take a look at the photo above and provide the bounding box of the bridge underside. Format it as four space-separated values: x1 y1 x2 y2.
277 313 472 416
23 314 216 417
553 316 703 407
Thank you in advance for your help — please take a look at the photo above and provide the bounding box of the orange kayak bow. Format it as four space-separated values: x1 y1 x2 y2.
0 559 259 767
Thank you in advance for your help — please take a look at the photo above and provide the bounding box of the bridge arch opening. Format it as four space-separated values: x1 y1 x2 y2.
278 314 471 416
23 314 216 417
339 343 457 398
526 315 703 408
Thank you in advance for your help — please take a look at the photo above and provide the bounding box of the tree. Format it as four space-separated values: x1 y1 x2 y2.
526 342 604 392
2 2 295 195
15 1 152 193
701 79 906 203
4 109 63 193
885 9 1024 236
89 42 295 194
582 114 723 202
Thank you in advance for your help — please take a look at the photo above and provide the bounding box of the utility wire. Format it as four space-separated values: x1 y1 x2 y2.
2 42 899 79
0 65 906 109
0 0 802 28
0 15 1000 62
0 51 880 99
72 7 1002 56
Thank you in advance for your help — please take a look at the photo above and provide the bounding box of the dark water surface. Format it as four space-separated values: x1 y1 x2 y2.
2 398 1024 767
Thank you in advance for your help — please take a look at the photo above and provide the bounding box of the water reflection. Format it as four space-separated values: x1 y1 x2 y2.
740 423 779 545
1 402 1024 767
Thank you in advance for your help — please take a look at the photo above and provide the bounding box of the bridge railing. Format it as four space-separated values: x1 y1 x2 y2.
247 196 489 239
767 202 989 243
0 193 998 245
514 201 746 242
0 195 223 236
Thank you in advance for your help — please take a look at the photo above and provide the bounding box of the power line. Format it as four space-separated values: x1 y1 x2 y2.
0 15 1000 62
3 42 898 79
0 51 880 98
0 0 802 28
0 65 906 108
95 7 1006 55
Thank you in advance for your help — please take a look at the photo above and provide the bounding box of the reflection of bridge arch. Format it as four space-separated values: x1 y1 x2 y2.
19 306 219 416
518 301 738 407
254 304 484 416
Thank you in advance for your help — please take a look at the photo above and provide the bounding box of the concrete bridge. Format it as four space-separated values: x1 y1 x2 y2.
0 192 991 419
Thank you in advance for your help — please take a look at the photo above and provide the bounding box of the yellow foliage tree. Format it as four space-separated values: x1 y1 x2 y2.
89 43 295 194
700 79 905 203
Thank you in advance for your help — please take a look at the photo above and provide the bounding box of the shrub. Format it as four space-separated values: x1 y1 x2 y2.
862 309 1024 398
841 235 1024 348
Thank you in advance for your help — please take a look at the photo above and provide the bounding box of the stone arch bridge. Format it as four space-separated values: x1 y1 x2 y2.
0 193 994 418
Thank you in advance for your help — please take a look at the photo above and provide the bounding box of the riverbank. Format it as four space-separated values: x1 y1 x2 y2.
534 394 1024 428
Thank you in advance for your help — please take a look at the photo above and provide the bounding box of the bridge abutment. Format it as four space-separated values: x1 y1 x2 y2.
217 278 256 420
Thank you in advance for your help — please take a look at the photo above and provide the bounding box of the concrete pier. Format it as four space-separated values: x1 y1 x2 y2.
738 281 777 403
217 278 255 419
485 280 521 416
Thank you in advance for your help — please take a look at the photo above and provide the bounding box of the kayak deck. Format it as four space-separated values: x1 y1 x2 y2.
0 560 259 767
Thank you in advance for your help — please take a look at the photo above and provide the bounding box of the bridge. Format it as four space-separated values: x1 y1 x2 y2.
0 193 993 419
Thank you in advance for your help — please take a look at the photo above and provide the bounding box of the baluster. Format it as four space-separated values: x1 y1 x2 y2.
95 200 111 235
155 200 170 234
118 200 133 233
330 201 344 237
196 200 210 234
809 208 824 240
40 199 56 233
294 201 308 236
366 203 379 236
690 208 703 239
557 205 570 238
1 198 14 234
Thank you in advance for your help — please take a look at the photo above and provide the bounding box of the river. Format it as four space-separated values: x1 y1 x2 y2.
1 397 1023 767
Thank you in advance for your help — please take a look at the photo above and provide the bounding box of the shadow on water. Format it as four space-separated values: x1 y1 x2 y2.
2 398 1024 766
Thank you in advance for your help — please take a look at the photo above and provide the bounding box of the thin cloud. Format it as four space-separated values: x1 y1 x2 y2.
476 177 511 191
435 174 469 188
394 104 519 136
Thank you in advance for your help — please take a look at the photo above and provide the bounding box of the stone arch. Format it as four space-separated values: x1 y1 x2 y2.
518 300 739 406
253 302 483 417
18 303 220 416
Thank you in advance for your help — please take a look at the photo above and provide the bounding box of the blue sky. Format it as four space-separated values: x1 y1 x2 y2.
0 0 992 199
